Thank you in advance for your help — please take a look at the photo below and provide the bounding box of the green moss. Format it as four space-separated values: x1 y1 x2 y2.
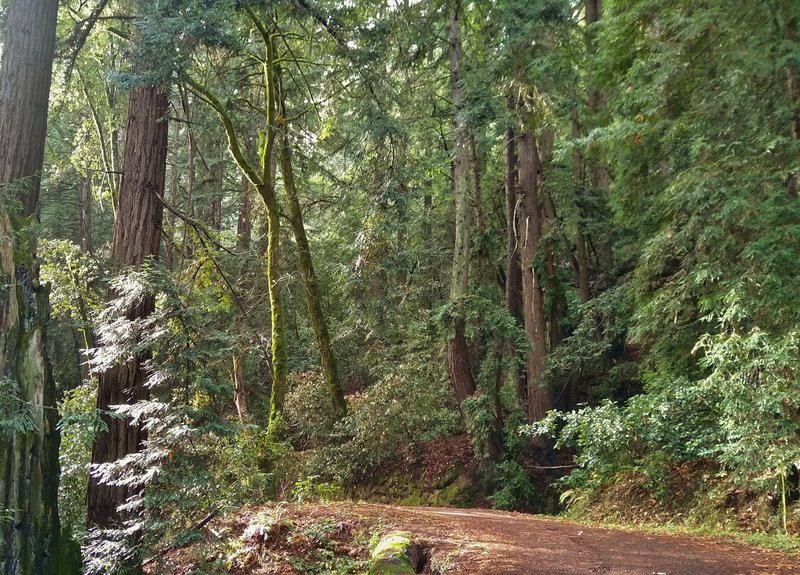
367 532 417 575
368 470 475 509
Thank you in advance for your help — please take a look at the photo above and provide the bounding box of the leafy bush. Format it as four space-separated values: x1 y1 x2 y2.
288 349 460 485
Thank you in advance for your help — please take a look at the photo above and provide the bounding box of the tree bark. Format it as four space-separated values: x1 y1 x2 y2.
279 127 347 417
236 176 252 250
504 126 527 405
446 0 476 404
0 1 61 573
87 84 169 530
518 131 551 427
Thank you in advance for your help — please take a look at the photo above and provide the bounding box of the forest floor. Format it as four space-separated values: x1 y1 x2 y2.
148 502 800 575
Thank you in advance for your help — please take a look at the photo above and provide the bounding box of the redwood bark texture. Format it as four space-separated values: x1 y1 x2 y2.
0 1 61 574
447 0 476 404
87 84 168 529
518 132 551 427
0 0 59 575
504 126 527 404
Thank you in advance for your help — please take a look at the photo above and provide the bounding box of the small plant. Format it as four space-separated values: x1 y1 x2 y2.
291 476 342 503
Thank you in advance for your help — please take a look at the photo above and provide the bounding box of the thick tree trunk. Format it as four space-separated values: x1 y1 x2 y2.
279 131 347 417
0 1 61 573
260 183 287 433
518 132 551 428
504 126 527 405
446 0 475 404
87 84 169 530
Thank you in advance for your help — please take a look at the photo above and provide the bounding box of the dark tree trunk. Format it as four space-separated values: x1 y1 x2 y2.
446 0 475 405
518 132 551 428
87 84 169 530
504 126 527 405
0 1 61 573
570 84 591 305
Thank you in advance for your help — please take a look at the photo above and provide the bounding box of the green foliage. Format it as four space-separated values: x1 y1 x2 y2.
58 381 97 535
287 347 460 485
489 460 539 511
0 376 36 435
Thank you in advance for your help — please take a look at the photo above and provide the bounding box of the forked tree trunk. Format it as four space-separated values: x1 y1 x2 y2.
87 84 169 530
279 128 347 417
446 0 476 404
0 1 61 573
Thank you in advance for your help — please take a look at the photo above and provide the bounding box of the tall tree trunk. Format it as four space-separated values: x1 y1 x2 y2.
504 126 527 406
279 127 347 417
180 90 197 268
518 131 550 428
446 0 475 405
586 0 613 273
164 148 179 270
259 180 287 433
184 10 288 433
231 177 253 425
87 84 169 531
0 1 61 573
570 84 591 305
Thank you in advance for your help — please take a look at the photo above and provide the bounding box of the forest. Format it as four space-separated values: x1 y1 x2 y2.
2 0 800 573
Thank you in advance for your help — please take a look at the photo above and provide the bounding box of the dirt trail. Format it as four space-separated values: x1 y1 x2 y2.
342 503 800 575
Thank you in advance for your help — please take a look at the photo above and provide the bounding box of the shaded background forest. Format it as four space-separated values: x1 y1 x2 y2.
2 0 800 572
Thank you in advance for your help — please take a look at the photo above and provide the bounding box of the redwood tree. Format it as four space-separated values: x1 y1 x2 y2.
87 84 169 529
0 1 61 573
446 0 476 405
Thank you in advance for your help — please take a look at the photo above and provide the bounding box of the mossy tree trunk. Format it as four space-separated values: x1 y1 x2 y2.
184 7 289 434
278 105 347 417
87 84 169 530
0 1 61 573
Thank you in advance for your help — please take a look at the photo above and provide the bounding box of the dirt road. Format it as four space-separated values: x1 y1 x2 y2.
344 503 800 575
